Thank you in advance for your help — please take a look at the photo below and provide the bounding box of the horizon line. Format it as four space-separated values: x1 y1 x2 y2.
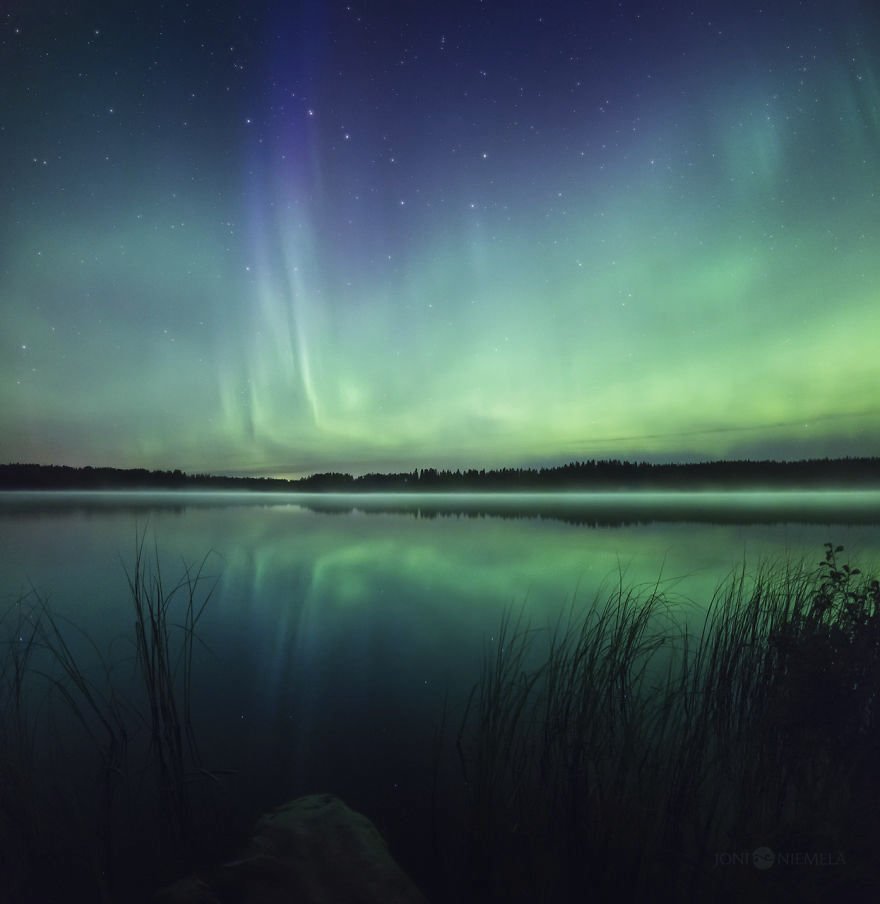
3 455 880 484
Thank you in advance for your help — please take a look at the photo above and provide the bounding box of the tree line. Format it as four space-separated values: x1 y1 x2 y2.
1 458 879 492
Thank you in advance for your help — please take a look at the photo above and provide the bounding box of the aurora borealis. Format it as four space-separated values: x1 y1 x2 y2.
2 1 879 477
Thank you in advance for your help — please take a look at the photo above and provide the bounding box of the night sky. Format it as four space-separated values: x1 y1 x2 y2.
2 1 879 478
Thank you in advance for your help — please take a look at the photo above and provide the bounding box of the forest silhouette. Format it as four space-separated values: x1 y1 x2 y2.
2 458 879 492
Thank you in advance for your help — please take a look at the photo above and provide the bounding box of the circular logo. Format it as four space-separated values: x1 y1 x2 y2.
753 846 775 870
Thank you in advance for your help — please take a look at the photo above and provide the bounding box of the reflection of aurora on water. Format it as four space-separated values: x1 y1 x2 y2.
4 492 880 661
3 3 880 476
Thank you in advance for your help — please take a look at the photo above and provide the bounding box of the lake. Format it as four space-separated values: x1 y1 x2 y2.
2 490 880 898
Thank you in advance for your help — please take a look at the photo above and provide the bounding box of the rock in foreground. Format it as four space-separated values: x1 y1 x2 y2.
157 793 428 904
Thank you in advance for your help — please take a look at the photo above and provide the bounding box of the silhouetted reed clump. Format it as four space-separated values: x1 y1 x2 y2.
452 544 880 903
0 534 225 903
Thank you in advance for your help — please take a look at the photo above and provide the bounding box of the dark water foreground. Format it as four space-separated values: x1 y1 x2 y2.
2 491 880 902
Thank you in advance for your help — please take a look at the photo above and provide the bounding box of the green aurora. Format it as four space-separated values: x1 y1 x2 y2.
2 2 879 477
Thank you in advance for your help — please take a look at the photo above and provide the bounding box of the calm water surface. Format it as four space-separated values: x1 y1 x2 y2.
2 490 880 869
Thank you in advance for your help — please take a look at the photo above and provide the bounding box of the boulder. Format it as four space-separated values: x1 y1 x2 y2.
154 876 220 904
157 794 428 904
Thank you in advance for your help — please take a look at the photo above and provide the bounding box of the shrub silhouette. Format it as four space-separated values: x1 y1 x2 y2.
767 543 880 748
